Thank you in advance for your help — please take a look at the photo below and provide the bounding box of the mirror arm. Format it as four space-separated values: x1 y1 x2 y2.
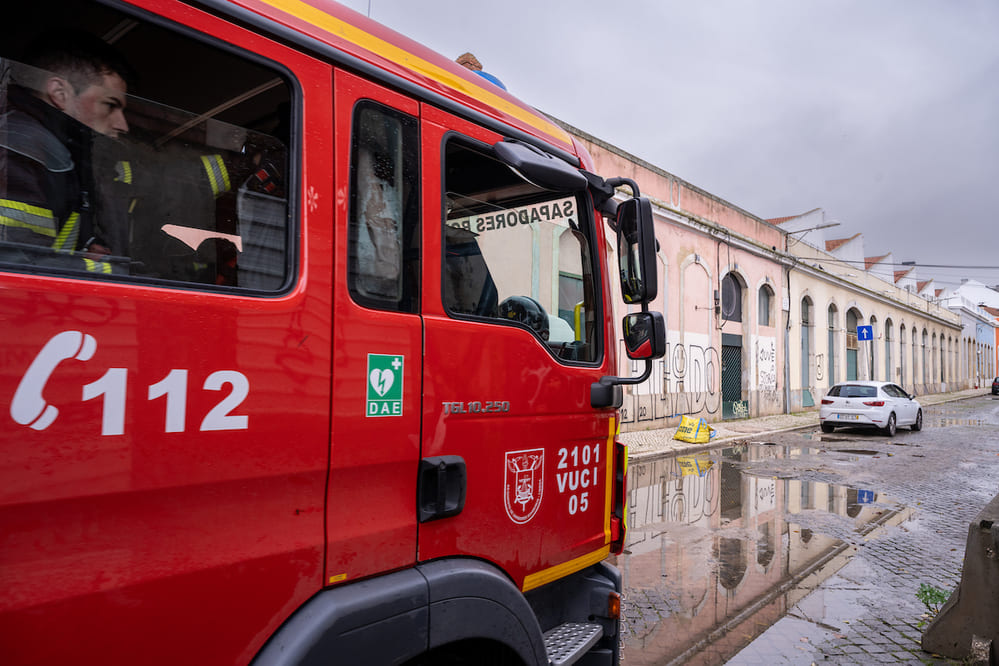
603 177 641 198
598 359 653 387
590 359 653 409
583 174 644 220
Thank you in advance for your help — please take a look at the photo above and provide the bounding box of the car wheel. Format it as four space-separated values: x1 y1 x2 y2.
821 423 834 433
911 409 922 431
883 413 896 437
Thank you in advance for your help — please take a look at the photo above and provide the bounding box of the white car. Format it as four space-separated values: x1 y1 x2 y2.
818 381 923 436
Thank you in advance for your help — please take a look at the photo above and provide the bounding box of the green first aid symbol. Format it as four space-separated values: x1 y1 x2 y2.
366 354 404 417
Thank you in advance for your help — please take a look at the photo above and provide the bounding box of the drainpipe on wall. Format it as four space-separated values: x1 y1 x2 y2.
783 262 792 414
782 235 793 415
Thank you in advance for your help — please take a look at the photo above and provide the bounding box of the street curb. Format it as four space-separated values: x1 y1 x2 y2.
626 391 991 462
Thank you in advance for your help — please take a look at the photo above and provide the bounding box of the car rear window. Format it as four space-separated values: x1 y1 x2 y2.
828 385 877 398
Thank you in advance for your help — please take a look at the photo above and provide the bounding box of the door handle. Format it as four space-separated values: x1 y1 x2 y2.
418 456 466 523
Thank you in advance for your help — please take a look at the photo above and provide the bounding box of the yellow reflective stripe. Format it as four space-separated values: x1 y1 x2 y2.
521 546 611 592
0 199 58 237
200 154 231 197
257 0 573 147
83 258 112 274
51 212 80 252
604 417 615 542
115 160 133 184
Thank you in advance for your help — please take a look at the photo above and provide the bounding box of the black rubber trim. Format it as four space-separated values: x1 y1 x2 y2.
251 559 548 665
421 559 547 665
251 569 429 666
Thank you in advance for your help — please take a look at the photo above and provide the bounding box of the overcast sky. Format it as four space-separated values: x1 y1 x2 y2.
339 0 999 289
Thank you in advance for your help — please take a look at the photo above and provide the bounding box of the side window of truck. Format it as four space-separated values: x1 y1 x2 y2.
443 140 599 363
348 102 420 312
1 0 293 291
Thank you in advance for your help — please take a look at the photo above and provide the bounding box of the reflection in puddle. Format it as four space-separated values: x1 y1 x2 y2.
616 444 908 666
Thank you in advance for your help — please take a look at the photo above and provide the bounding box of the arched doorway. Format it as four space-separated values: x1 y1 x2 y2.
801 297 813 406
885 319 894 382
899 323 907 386
846 308 861 380
721 272 745 417
827 304 838 385
869 315 879 380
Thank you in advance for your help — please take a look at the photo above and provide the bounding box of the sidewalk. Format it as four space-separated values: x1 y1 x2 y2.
620 387 990 460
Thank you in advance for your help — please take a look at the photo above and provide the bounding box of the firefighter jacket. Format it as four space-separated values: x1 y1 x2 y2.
0 85 116 273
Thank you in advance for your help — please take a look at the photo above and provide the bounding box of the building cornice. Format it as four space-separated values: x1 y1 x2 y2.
641 196 960 331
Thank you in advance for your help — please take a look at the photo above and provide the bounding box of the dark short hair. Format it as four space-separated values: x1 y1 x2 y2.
22 30 135 93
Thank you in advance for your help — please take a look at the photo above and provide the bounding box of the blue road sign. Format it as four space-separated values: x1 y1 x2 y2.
857 325 873 341
858 489 876 504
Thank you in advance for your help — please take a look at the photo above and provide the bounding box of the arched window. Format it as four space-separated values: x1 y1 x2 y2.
721 273 742 322
715 537 747 590
758 284 774 327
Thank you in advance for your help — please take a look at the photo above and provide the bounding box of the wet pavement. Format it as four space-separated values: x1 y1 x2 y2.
616 390 999 664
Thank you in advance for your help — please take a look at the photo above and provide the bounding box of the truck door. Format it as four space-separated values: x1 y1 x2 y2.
418 106 616 589
326 70 423 583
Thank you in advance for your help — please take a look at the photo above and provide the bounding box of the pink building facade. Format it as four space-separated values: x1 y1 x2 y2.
568 127 788 430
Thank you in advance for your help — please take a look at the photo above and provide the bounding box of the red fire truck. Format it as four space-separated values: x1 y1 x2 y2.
1 1 664 663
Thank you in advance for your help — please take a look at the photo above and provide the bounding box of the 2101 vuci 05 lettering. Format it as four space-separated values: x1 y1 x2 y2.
442 400 511 415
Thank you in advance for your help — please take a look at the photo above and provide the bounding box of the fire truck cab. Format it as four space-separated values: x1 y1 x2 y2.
1 1 664 664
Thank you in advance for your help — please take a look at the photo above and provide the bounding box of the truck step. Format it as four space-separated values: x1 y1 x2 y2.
543 622 603 666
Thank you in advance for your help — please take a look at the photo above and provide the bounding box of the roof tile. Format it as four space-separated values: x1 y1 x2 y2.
865 254 889 269
825 233 861 252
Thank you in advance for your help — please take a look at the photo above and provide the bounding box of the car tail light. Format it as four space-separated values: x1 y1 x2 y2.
821 399 833 405
863 400 885 407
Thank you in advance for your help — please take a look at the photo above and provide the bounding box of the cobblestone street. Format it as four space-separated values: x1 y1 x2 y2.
617 390 999 664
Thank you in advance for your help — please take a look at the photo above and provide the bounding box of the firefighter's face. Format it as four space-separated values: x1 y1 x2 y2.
52 71 129 138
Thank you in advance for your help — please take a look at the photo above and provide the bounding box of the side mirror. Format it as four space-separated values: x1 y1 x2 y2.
616 197 657 304
623 312 666 360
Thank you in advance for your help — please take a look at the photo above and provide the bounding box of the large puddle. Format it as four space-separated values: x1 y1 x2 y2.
614 443 913 665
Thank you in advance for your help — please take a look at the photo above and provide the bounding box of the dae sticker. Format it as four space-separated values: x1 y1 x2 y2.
504 448 544 524
366 354 403 417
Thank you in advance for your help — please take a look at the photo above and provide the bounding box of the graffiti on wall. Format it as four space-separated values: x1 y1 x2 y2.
621 340 722 424
621 336 784 428
756 337 776 390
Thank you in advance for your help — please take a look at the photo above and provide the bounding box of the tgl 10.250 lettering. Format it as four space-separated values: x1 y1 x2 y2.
556 444 601 515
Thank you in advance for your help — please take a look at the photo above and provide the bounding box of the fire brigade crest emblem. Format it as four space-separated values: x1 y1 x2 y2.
504 448 544 524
